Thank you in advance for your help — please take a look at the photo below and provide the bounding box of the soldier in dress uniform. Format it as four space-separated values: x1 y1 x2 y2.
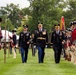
71 21 76 64
51 24 64 64
18 25 30 63
71 21 76 45
33 23 48 63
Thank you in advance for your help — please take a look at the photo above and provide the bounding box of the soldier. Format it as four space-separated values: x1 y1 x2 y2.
64 29 71 61
71 21 76 64
9 30 17 58
18 25 30 63
71 21 76 45
33 23 48 63
51 24 64 64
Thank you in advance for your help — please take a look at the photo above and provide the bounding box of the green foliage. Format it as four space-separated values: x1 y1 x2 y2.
28 0 66 33
1 0 76 33
0 3 21 29
17 27 23 34
21 7 31 16
0 16 14 30
63 0 76 28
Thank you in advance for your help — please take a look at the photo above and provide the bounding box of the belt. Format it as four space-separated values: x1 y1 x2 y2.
37 37 46 40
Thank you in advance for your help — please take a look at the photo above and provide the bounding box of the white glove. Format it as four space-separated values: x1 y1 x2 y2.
45 45 47 48
34 45 36 48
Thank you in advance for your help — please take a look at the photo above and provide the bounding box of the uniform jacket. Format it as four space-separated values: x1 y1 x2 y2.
18 31 30 48
33 29 48 48
71 28 76 43
51 30 64 47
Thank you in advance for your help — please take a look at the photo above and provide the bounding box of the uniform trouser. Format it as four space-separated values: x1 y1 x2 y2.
53 46 62 63
37 46 45 63
20 47 28 63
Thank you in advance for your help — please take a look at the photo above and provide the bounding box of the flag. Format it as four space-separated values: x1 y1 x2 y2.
60 16 65 31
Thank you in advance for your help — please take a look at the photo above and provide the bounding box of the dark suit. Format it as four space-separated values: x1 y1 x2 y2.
51 30 64 63
33 29 48 63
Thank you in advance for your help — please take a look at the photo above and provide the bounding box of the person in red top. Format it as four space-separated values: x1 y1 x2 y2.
70 21 76 64
71 21 76 45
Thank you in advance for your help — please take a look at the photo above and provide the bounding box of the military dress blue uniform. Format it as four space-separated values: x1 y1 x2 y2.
34 26 48 63
51 28 64 63
18 25 30 63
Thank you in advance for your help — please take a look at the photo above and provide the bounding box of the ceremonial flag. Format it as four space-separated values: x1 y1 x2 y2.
60 16 65 31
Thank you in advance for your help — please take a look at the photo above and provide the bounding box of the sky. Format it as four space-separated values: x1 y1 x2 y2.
0 0 30 9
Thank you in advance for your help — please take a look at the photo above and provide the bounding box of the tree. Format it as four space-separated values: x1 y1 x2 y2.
28 0 66 33
0 3 21 29
63 0 76 28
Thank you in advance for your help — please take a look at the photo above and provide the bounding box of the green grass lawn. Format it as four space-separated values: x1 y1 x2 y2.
0 48 76 75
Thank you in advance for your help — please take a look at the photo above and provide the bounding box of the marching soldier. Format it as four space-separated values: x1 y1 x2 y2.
33 23 48 63
18 25 30 63
51 24 64 64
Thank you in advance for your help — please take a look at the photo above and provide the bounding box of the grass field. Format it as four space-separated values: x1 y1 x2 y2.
0 48 76 75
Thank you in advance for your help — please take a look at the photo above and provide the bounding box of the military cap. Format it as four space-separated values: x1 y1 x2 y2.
54 24 56 27
38 23 43 26
12 30 16 32
23 25 28 28
73 21 76 25
66 28 72 31
54 24 60 28
70 22 74 26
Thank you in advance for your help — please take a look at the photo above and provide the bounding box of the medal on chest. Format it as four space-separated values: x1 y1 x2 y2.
43 31 46 35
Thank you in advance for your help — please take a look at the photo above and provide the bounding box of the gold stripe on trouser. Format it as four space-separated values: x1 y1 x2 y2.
12 48 16 58
37 37 46 40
